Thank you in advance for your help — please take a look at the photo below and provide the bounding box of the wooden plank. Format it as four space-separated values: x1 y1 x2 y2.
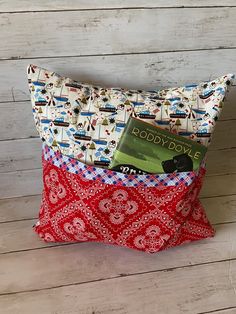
1 1 236 13
0 119 235 197
220 86 236 120
0 49 236 102
202 195 236 225
0 212 235 254
0 85 235 140
0 160 235 199
0 118 235 173
0 260 235 314
0 101 37 140
0 218 37 254
0 164 235 199
1 8 236 60
0 221 235 292
206 149 236 176
0 219 71 254
0 195 40 223
0 169 43 199
210 120 236 150
200 174 236 198
0 137 235 175
1 193 235 225
0 138 41 173
208 309 236 314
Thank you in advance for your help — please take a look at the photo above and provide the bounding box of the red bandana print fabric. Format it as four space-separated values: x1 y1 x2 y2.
34 144 215 253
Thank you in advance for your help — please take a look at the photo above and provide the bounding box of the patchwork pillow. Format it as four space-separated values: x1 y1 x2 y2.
27 64 234 167
27 65 234 253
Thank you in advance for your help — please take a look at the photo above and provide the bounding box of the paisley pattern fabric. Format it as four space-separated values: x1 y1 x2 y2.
27 64 234 167
34 145 215 253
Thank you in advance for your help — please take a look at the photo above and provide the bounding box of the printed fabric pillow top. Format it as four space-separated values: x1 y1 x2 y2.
27 64 234 253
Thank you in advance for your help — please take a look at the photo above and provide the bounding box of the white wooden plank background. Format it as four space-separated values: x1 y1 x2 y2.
1 49 236 103
1 137 236 174
1 8 236 59
0 222 234 292
0 261 235 314
1 86 235 141
0 194 236 225
0 2 236 313
1 1 236 13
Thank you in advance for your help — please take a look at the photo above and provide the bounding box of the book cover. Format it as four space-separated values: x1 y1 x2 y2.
109 116 207 174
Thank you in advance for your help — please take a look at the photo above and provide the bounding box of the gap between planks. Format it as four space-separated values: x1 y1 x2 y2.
0 219 235 256
0 259 235 314
0 1 236 14
198 306 236 314
1 166 234 177
1 145 235 175
1 46 236 62
1 0 236 14
1 171 236 199
1 48 236 103
1 8 236 60
0 199 235 310
1 193 236 224
2 6 236 15
0 194 236 253
2 216 235 227
0 257 236 297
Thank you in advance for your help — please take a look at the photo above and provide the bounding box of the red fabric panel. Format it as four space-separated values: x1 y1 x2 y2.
34 155 215 253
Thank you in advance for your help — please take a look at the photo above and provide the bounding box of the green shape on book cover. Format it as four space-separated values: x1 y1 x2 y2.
109 116 207 174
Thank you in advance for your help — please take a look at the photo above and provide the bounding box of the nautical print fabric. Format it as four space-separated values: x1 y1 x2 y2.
43 143 198 188
34 147 215 253
27 64 234 167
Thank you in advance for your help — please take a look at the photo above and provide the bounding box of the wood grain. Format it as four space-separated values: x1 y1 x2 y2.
200 174 236 198
0 3 235 313
0 118 235 173
210 120 236 150
0 138 41 173
1 8 236 60
0 169 43 199
0 137 235 175
0 219 71 255
1 49 235 102
0 213 234 253
1 193 235 225
202 195 236 225
0 260 235 314
0 101 37 140
206 149 236 175
0 164 235 199
0 0 236 314
1 0 236 13
207 309 236 314
0 195 40 223
1 85 235 140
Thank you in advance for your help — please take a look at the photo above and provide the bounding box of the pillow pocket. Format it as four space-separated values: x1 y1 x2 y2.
34 143 214 253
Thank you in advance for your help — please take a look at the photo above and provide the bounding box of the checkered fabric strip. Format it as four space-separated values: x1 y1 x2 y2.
43 143 197 187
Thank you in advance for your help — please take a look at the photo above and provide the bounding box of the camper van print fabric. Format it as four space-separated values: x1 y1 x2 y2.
27 64 234 167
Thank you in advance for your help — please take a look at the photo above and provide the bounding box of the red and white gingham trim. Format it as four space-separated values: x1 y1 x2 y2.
43 143 198 187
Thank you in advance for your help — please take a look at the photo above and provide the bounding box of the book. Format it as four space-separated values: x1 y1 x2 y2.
109 116 207 174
